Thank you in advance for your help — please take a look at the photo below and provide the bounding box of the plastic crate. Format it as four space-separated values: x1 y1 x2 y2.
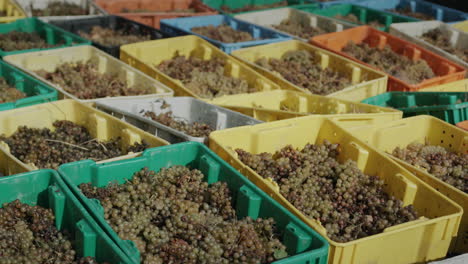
95 97 262 144
0 17 90 57
419 79 468 92
50 15 168 58
346 116 468 254
210 89 403 124
453 20 468 32
317 0 368 8
299 3 419 32
209 115 463 264
456 120 468 131
0 169 132 263
231 40 388 101
362 92 468 124
94 0 217 29
310 26 466 92
58 142 330 264
389 21 468 70
356 0 468 23
0 59 57 111
203 0 317 15
160 15 291 53
0 99 169 175
234 7 355 42
16 0 104 17
3 45 174 103
0 0 26 23
120 35 281 100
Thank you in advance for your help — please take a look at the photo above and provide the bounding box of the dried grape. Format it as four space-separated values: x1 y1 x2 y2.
79 26 151 47
421 28 468 63
343 42 435 84
157 53 256 99
236 141 419 242
0 31 61 52
255 50 351 95
36 60 152 100
80 166 287 263
0 200 106 264
192 24 256 43
392 142 468 193
31 1 87 16
0 120 149 170
0 77 25 103
144 111 213 137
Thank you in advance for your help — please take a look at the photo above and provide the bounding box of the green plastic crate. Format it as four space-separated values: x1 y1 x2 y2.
0 60 57 111
0 170 132 264
298 3 419 31
361 92 468 124
0 17 90 57
58 142 329 264
203 0 318 15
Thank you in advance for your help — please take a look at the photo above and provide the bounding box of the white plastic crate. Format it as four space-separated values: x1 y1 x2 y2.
234 7 355 41
390 20 468 70
15 0 105 18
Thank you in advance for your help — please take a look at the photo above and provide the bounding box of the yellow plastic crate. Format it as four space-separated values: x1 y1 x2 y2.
0 99 169 176
346 115 468 254
120 35 281 100
209 116 462 264
230 40 388 102
418 79 468 92
453 20 468 32
3 45 174 103
211 90 402 124
0 0 26 23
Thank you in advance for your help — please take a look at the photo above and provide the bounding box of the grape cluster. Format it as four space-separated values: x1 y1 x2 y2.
0 31 61 52
421 28 468 63
343 42 435 84
256 50 351 95
0 200 105 264
0 77 26 103
144 111 213 137
393 142 468 193
273 17 326 39
192 25 256 43
79 26 151 47
158 53 256 99
0 120 148 169
80 166 287 263
236 141 418 242
388 7 434 20
32 1 88 16
36 60 152 100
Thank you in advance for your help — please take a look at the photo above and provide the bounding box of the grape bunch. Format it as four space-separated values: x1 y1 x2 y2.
79 26 151 47
0 200 106 264
192 25 256 43
0 120 148 170
144 111 213 137
80 166 287 263
393 142 467 193
255 50 351 95
236 141 418 242
157 53 256 99
0 77 25 103
0 31 61 52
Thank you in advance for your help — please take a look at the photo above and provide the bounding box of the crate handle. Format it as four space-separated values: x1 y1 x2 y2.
236 185 261 219
347 63 361 84
283 222 313 254
48 185 65 230
199 154 220 184
347 142 369 172
75 219 97 258
394 173 417 206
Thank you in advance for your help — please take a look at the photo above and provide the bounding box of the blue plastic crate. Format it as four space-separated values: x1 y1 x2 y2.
160 15 291 53
356 0 468 23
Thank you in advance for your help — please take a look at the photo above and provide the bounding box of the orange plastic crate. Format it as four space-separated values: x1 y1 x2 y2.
310 26 466 92
456 120 468 131
95 0 217 29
